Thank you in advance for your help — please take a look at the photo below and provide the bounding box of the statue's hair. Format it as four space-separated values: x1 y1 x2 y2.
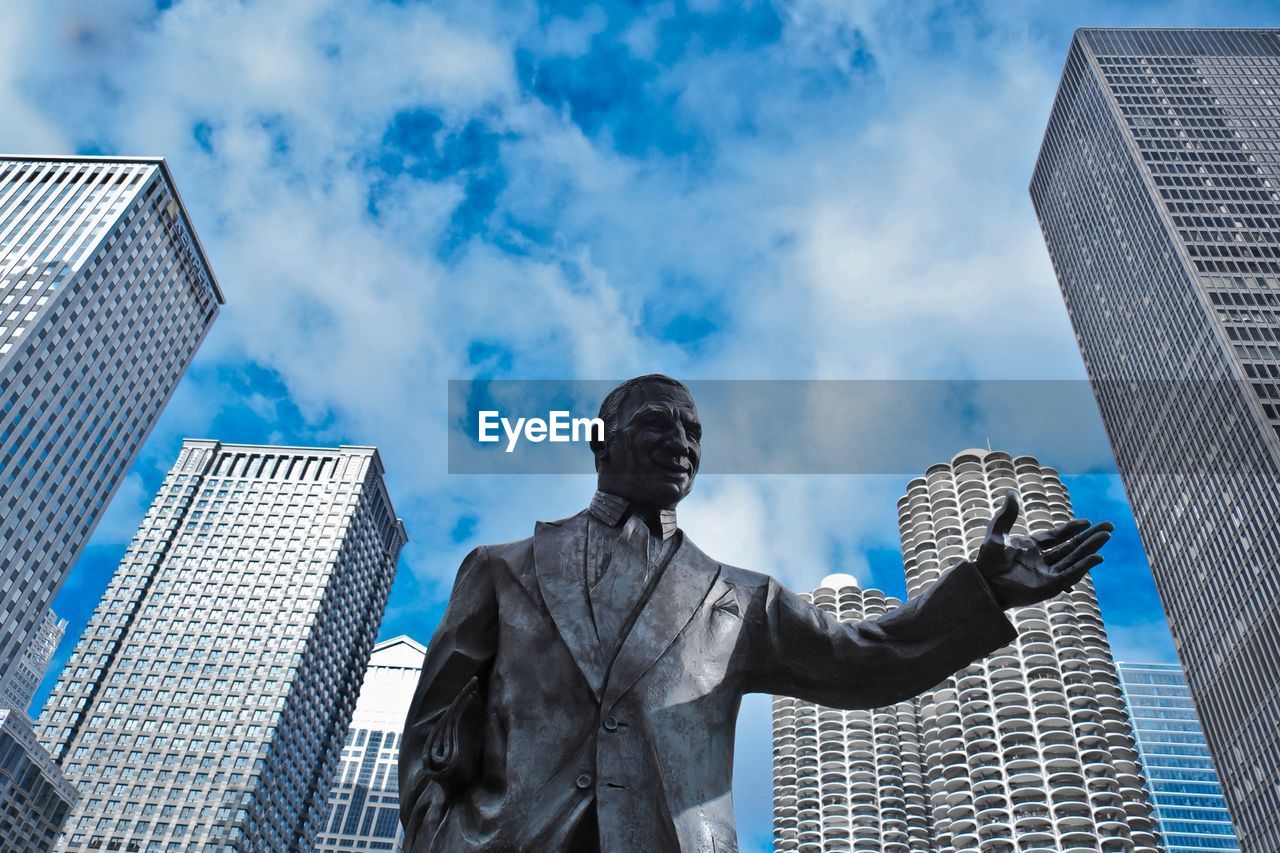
591 374 691 471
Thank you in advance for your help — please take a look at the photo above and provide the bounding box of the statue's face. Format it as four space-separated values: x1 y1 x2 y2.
597 382 701 510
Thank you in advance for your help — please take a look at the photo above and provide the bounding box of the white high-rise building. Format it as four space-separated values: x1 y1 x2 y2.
0 608 66 713
773 452 1167 852
316 635 426 852
771 575 931 852
0 155 222 692
37 439 407 852
899 450 1160 852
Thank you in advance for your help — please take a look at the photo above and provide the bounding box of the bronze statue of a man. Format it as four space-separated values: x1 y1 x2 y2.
399 375 1111 852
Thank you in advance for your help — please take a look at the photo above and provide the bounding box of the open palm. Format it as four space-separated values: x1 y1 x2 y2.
975 490 1112 609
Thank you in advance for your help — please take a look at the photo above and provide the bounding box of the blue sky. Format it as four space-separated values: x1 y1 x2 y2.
5 1 1278 850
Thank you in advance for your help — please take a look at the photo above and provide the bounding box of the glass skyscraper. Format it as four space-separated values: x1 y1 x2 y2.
1118 662 1240 853
1031 29 1280 850
316 635 426 852
0 156 222 695
37 439 407 851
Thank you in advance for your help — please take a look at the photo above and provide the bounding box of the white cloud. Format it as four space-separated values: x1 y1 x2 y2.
0 3 70 152
681 475 906 591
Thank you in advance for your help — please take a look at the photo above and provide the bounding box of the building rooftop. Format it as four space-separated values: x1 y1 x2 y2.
818 573 860 590
0 154 224 305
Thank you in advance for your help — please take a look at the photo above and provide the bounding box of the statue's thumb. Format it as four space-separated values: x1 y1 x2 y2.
986 490 1019 542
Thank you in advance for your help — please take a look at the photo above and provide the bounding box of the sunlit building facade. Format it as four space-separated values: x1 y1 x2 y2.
316 635 426 852
771 575 930 852
898 449 1160 852
0 155 221 696
1119 662 1240 852
1031 29 1280 850
37 440 406 851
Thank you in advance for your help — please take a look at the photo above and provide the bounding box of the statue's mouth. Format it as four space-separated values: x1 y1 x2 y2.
651 456 693 476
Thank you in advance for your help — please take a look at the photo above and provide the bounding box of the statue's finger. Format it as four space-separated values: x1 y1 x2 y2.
1055 554 1102 592
1050 530 1111 569
985 490 1020 541
1042 525 1094 559
1031 518 1089 547
1044 522 1113 562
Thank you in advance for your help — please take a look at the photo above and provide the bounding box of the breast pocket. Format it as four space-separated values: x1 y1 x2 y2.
710 586 741 620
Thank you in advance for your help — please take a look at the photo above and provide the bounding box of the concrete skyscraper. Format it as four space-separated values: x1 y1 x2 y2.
1118 662 1240 852
899 450 1159 851
771 575 930 852
1031 29 1280 849
771 450 1163 852
316 635 426 852
0 156 221 692
37 440 407 851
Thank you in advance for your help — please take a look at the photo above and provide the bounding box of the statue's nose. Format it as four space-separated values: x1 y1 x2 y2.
667 423 692 455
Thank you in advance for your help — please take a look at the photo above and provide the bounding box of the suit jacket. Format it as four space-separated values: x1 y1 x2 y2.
399 509 1016 852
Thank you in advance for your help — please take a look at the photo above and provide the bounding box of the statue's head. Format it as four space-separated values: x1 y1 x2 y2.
591 374 701 511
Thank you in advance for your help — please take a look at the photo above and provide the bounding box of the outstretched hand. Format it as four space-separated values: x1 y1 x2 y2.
975 490 1112 609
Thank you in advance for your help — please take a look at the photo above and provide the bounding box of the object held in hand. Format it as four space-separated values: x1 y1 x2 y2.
425 676 484 794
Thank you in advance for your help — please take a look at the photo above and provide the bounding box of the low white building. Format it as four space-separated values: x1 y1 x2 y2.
316 635 427 852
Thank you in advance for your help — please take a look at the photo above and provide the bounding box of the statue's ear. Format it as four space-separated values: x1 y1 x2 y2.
589 430 608 466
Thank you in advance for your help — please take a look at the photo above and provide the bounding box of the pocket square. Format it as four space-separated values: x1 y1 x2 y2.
712 587 740 617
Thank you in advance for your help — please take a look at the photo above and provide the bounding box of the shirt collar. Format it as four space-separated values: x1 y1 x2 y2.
589 490 679 540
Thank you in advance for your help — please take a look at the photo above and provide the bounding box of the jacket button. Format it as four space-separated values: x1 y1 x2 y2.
602 716 618 732
576 774 593 789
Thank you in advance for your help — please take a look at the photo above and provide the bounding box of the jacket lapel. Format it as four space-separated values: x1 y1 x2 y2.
533 513 606 699
602 534 722 711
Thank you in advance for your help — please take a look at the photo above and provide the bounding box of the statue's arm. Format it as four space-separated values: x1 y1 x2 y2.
398 545 498 847
746 560 1016 709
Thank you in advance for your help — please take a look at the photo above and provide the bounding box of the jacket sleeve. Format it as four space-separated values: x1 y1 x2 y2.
399 545 498 850
746 560 1016 709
